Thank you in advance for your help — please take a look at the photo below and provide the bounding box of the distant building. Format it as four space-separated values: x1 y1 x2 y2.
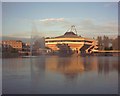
2 40 23 51
45 26 98 54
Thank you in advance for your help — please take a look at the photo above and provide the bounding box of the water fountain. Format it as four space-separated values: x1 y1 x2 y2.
22 23 45 57
32 24 45 56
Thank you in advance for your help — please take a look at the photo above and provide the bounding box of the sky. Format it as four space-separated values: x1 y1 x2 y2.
0 2 1 40
2 2 118 39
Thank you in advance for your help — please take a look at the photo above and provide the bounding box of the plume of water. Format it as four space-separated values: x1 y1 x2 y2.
30 22 45 56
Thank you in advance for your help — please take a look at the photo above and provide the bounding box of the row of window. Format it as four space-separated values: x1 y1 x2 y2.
3 45 22 48
45 40 93 43
3 42 21 44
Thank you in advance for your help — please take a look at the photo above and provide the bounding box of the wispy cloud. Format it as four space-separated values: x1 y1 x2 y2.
39 18 65 22
77 19 118 38
2 29 45 40
3 32 31 38
34 18 118 38
36 18 72 28
3 18 117 39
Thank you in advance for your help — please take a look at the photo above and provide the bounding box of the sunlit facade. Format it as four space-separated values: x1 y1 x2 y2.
45 31 98 53
2 40 23 51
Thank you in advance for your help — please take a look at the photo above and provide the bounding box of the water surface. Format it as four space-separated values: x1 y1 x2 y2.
2 56 118 94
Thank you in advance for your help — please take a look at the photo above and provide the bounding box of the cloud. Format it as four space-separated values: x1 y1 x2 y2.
36 18 72 28
3 31 34 39
79 19 117 32
5 18 117 39
2 29 46 41
40 18 65 22
77 19 118 38
36 18 118 38
79 19 95 29
2 36 30 43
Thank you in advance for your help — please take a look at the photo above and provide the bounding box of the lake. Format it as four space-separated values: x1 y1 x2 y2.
2 56 118 94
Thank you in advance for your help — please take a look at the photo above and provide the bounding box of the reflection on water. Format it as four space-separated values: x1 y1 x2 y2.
2 56 118 94
45 56 118 78
45 57 84 79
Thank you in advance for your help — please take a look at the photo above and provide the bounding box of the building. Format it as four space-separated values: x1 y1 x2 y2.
2 40 23 51
45 26 98 54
